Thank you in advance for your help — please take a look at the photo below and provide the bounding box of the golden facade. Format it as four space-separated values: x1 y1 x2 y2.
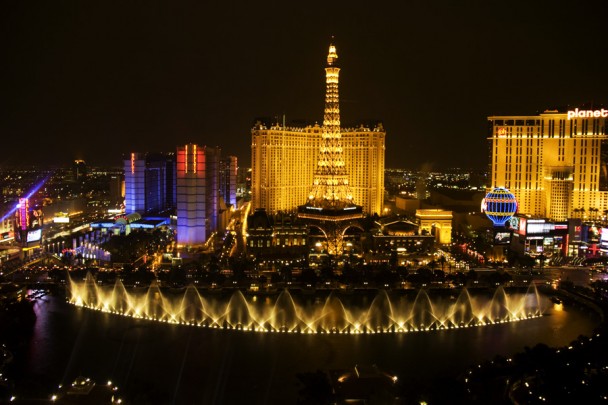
488 110 608 221
251 123 385 215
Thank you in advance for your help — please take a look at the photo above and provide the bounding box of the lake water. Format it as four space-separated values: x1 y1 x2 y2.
6 292 600 403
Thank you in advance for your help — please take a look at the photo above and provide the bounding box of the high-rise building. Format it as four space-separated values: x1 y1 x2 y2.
219 156 238 207
14 197 43 248
176 144 222 246
251 45 385 216
123 152 176 214
205 147 221 234
124 153 146 214
177 144 206 246
109 173 124 204
251 123 385 215
488 108 608 221
145 153 168 213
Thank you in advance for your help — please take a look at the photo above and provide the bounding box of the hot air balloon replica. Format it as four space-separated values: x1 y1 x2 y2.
481 187 518 227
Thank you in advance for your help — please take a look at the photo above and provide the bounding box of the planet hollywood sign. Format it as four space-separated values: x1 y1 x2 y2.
567 108 608 120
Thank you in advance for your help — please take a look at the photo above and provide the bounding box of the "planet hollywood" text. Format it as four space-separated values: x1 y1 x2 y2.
567 108 608 120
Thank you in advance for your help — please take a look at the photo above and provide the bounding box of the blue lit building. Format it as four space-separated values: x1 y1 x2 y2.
124 152 176 215
124 153 146 214
176 144 222 246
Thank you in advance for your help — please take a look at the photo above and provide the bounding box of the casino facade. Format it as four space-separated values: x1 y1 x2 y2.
488 108 608 222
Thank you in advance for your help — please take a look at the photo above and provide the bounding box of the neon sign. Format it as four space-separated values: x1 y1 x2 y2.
18 198 29 231
567 108 608 120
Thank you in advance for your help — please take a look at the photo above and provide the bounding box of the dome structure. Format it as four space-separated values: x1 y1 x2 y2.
481 188 518 226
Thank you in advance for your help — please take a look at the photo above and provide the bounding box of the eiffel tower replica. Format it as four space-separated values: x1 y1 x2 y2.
297 42 363 256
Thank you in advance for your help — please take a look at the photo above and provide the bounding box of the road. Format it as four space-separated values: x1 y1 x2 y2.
507 266 607 288
231 201 250 258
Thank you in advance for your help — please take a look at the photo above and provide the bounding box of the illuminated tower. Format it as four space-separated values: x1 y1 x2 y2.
176 144 206 246
298 42 363 255
124 153 146 214
124 152 176 214
176 144 222 246
220 156 238 206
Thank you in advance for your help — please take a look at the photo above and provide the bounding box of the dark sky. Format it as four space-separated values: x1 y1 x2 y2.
2 0 607 170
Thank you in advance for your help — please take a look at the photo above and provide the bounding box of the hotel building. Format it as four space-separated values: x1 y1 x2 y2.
176 144 223 246
219 155 238 207
488 108 608 221
251 123 385 215
124 153 146 214
124 152 176 215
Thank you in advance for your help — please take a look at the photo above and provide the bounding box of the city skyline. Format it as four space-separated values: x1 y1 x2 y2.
2 1 608 170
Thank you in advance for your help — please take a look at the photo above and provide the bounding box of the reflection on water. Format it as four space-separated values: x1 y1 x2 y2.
10 292 600 403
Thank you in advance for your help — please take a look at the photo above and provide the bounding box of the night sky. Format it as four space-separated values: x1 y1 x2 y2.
2 0 607 170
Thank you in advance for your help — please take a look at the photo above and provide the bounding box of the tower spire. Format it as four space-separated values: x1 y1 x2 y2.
298 41 363 257
306 42 354 208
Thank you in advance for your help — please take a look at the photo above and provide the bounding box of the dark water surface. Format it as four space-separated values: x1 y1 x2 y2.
8 294 600 403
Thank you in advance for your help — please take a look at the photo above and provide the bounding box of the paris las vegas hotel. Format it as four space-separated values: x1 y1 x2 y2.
489 107 608 221
251 122 384 215
250 69 385 215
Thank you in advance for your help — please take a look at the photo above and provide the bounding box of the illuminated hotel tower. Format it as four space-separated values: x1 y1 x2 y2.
488 109 608 221
124 153 146 214
176 144 222 246
220 156 238 206
124 152 176 214
176 144 206 246
297 43 364 255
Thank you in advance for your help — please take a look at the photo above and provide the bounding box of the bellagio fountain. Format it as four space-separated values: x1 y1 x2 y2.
67 273 544 335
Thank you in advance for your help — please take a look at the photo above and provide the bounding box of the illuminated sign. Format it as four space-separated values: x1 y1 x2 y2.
18 198 29 231
497 127 507 136
131 153 135 174
508 216 519 230
527 223 549 234
494 232 511 245
518 217 527 234
26 229 42 242
567 108 608 120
